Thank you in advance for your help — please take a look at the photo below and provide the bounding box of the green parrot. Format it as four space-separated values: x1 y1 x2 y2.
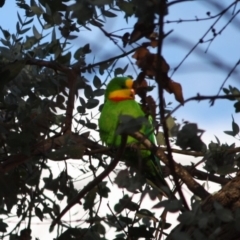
98 76 171 198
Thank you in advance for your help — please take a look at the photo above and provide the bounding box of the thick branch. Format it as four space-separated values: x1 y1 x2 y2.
0 132 104 173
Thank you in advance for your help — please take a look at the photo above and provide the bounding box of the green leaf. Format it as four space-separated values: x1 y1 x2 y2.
83 188 97 210
114 64 129 76
0 27 10 39
31 6 43 16
136 209 158 222
223 130 235 136
93 75 102 88
92 223 106 235
152 199 182 212
23 18 34 26
86 99 99 109
79 97 86 106
35 207 43 221
46 145 86 160
177 212 195 225
77 106 85 114
56 193 64 200
0 219 8 232
88 0 113 5
52 27 56 41
68 35 78 40
117 1 135 17
53 11 62 25
128 226 153 238
93 89 105 96
19 27 31 35
156 132 166 145
32 25 42 39
102 10 117 17
234 101 240 113
17 12 23 25
116 115 149 134
215 208 234 222
0 60 26 91
82 43 91 54
57 52 71 64
84 85 94 99
232 115 239 135
97 181 110 198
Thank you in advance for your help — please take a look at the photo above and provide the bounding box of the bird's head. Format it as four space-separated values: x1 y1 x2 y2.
105 77 135 102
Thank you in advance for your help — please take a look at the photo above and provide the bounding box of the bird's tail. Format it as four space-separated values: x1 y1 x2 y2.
145 155 173 199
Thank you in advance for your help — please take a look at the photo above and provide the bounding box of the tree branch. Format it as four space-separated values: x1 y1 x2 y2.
50 134 128 232
130 131 210 200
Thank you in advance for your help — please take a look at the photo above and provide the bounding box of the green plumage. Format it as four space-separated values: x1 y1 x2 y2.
99 77 170 197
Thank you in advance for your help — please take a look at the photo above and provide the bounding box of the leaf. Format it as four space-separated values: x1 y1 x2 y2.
128 226 153 238
223 130 235 136
0 60 26 90
86 99 99 109
88 0 113 5
116 115 149 134
167 80 184 104
31 6 43 16
52 27 56 41
136 209 158 222
156 132 166 145
0 0 5 8
0 27 10 39
234 101 240 113
17 12 23 25
46 145 86 160
132 47 169 77
35 207 43 221
18 27 31 35
33 25 42 39
114 64 128 76
117 1 135 17
215 208 234 222
129 21 155 43
102 10 117 17
92 223 106 235
0 219 8 232
232 115 239 135
93 89 105 96
82 43 91 54
84 84 94 99
152 199 183 212
23 18 34 26
97 181 110 198
166 115 175 131
176 123 206 151
53 11 62 25
177 212 195 225
93 75 102 88
83 188 97 211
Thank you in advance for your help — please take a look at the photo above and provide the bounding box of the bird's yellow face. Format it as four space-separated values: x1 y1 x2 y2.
108 78 135 102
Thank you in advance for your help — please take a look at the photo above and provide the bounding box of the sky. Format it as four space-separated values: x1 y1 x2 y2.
0 0 240 239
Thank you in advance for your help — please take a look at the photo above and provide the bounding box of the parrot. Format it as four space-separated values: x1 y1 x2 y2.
98 76 172 198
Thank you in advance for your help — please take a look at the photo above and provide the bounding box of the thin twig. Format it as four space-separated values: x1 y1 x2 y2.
156 1 189 210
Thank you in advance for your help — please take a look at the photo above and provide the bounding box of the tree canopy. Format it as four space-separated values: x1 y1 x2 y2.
0 0 240 239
